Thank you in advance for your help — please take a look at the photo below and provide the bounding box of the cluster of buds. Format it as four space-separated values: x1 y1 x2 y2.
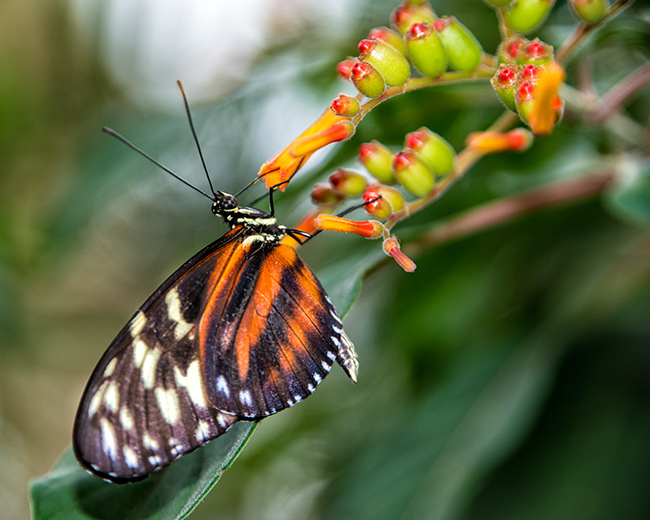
491 37 564 134
484 0 557 34
358 127 455 202
309 127 454 272
337 0 484 99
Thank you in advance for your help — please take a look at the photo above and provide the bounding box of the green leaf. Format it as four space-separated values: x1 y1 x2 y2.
29 422 256 520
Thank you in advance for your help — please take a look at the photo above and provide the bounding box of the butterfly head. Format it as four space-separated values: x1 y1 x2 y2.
211 191 239 217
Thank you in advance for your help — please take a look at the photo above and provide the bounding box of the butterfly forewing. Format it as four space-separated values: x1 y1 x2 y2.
73 230 245 482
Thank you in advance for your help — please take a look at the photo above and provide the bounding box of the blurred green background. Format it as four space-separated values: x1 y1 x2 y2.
2 0 649 518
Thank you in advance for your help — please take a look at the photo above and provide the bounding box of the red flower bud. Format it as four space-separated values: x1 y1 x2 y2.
391 3 437 34
358 38 411 87
330 94 360 117
368 26 408 56
405 127 455 176
433 16 483 72
359 140 396 183
405 22 448 78
392 149 435 197
351 61 386 98
329 168 367 196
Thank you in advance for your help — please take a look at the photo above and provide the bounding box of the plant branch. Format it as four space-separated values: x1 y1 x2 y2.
556 0 636 64
590 62 650 123
407 170 617 253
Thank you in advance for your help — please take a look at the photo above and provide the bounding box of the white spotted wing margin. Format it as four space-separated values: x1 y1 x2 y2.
73 228 247 483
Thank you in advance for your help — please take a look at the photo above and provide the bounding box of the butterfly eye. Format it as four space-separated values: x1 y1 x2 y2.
221 195 238 211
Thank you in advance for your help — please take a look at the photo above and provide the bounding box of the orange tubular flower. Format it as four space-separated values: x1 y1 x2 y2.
383 236 417 272
257 108 356 190
528 62 565 135
466 128 533 153
314 214 384 239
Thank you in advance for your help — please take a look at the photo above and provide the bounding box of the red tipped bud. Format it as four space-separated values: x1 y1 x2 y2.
358 38 411 87
383 236 417 272
517 39 554 66
433 17 483 72
405 127 455 176
515 81 536 125
391 3 437 34
491 64 521 111
311 183 344 205
507 0 556 34
368 26 408 56
369 184 405 212
405 22 448 78
392 149 435 197
466 129 533 153
329 168 367 196
336 59 356 80
497 35 528 64
351 61 386 98
330 94 360 117
358 140 396 183
569 0 609 24
314 214 384 239
362 186 393 220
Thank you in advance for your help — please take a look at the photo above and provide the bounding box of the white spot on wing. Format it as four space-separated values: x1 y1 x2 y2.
239 390 253 407
103 358 118 377
174 360 207 408
133 340 148 369
103 382 119 413
123 446 139 469
155 387 180 425
130 311 147 337
327 351 336 361
195 420 211 442
216 375 230 398
120 407 134 431
141 347 161 389
88 380 108 416
165 289 193 340
313 373 322 383
321 361 332 371
331 335 341 348
217 413 230 429
331 324 343 335
143 432 159 451
100 418 117 459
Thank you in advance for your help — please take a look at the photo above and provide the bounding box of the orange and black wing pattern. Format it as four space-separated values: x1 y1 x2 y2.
73 226 357 483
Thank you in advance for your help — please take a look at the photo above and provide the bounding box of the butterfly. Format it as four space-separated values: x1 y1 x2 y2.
73 87 359 484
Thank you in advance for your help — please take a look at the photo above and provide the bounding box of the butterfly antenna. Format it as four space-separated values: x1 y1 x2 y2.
102 127 214 201
176 80 217 197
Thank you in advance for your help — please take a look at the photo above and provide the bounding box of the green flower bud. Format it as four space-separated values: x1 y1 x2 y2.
405 22 448 78
391 3 437 34
517 39 554 66
358 39 411 87
351 61 386 98
497 35 528 64
491 64 520 111
392 150 435 197
359 141 396 183
329 168 367 196
514 80 536 126
330 94 360 117
368 27 408 56
311 183 344 205
507 0 556 34
405 127 456 176
483 0 515 6
433 17 483 72
569 0 609 24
